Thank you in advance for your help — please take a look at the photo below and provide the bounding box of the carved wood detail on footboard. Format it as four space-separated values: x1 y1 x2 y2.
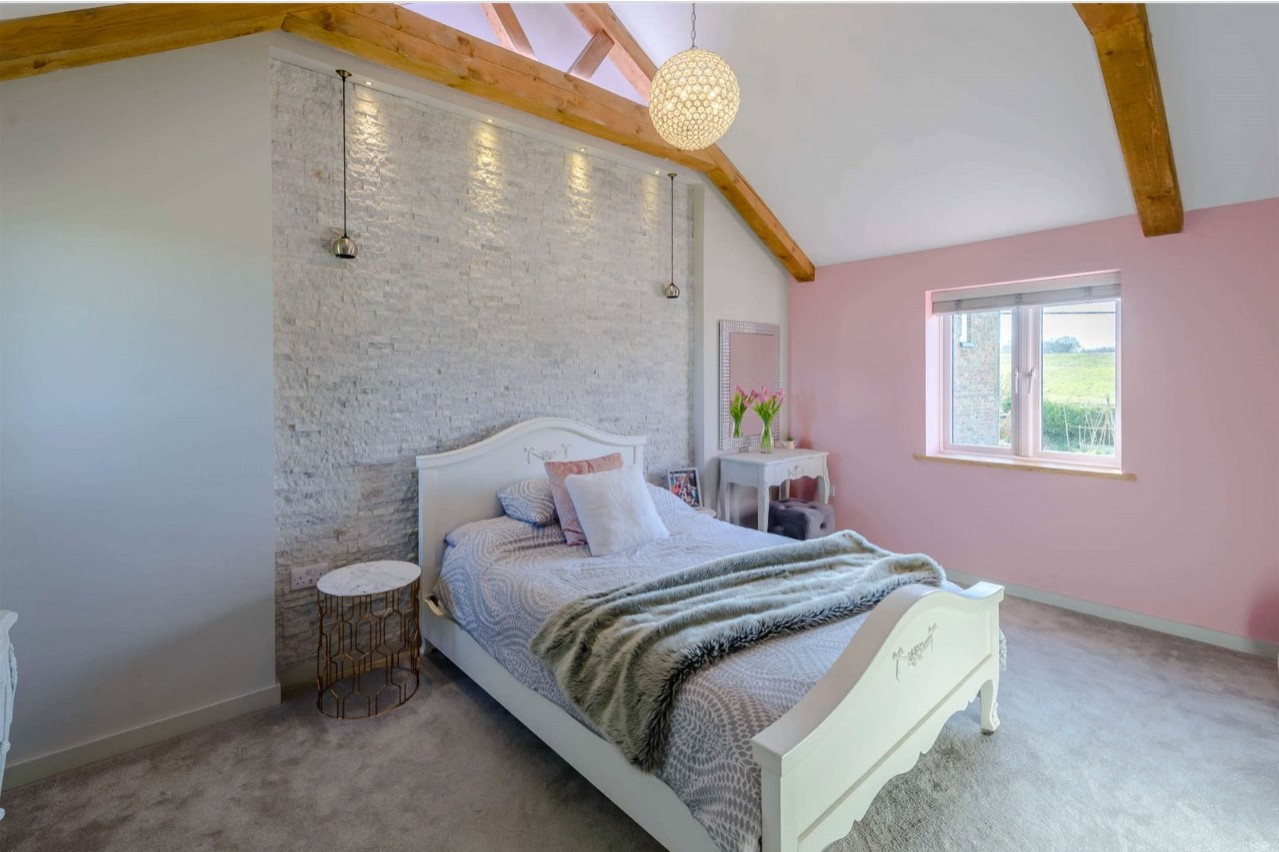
752 583 1003 852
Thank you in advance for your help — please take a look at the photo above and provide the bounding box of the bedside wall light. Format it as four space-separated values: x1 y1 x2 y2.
331 69 357 260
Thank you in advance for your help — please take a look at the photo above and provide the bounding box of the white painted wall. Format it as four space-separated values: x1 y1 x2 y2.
692 188 791 507
0 35 279 780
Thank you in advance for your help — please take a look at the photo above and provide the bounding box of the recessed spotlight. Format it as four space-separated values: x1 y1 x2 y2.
486 118 494 124
578 147 586 153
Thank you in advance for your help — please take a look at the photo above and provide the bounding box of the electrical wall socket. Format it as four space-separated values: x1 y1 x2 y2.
291 564 329 591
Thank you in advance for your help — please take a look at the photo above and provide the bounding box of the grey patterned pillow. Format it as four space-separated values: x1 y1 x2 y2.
498 478 558 526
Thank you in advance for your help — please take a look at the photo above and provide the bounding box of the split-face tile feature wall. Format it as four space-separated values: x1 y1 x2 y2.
273 60 694 672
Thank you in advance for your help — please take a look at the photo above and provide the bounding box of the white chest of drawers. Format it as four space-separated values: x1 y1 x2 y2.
716 449 831 531
0 610 16 821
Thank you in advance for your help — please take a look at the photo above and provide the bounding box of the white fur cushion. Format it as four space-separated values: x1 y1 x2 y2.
564 466 670 557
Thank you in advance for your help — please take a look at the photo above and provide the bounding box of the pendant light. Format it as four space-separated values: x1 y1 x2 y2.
648 3 740 151
664 173 680 300
331 69 357 260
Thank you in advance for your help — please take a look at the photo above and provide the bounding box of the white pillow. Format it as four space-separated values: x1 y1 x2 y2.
564 465 670 557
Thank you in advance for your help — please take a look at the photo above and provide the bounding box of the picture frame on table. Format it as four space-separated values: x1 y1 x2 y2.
667 467 701 509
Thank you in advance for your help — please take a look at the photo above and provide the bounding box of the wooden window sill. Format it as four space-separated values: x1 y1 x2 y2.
913 452 1135 481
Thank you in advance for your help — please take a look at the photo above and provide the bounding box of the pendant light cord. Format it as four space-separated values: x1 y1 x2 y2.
669 173 676 284
342 77 347 235
690 3 697 48
338 69 350 236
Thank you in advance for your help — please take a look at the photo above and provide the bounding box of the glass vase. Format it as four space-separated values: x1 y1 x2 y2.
759 419 774 453
731 417 743 439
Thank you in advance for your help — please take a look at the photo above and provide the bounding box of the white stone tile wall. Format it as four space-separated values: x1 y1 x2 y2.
273 60 694 671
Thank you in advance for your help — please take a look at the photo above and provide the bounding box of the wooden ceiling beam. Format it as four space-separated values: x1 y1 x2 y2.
564 3 814 280
704 149 813 285
280 5 716 172
480 3 535 61
565 3 654 102
568 30 614 81
1074 3 1182 236
0 3 322 81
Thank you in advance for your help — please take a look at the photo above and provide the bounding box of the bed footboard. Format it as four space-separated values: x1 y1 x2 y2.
751 582 1004 852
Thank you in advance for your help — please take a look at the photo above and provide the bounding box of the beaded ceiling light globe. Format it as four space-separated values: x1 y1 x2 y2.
649 48 740 150
648 5 740 151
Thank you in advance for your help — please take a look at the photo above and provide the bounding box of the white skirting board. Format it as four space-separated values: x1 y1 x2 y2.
946 569 1279 659
5 682 280 789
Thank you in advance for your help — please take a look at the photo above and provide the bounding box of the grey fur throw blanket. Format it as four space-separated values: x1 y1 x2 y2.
529 530 945 772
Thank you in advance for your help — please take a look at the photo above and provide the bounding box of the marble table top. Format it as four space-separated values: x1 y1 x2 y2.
318 561 421 597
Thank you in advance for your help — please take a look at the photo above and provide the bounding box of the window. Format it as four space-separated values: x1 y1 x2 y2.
932 272 1121 469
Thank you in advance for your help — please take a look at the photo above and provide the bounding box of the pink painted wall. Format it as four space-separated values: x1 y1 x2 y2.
789 198 1279 645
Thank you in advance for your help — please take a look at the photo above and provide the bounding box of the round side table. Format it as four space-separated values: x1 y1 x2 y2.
316 561 421 719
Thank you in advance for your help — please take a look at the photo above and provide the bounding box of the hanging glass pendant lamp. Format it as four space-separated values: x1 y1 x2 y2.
665 173 680 299
331 69 357 260
648 3 740 151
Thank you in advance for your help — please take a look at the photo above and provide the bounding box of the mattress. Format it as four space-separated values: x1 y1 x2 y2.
437 487 947 852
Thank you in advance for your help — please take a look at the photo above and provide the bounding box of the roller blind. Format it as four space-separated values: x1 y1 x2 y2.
930 270 1120 315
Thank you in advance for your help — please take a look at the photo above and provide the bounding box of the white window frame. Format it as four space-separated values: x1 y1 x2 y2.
937 299 1122 471
940 308 1017 459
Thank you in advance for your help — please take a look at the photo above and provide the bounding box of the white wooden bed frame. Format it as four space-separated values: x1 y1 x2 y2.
417 418 1003 852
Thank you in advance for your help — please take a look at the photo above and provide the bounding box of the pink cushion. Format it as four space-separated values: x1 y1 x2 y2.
544 453 624 545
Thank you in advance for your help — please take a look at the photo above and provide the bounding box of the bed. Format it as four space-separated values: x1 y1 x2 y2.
417 418 1003 852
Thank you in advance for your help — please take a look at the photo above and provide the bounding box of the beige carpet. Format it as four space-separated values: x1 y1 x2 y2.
1 597 1276 852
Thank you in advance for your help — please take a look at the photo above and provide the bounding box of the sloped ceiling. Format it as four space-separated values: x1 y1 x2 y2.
410 2 1278 266
7 3 1276 267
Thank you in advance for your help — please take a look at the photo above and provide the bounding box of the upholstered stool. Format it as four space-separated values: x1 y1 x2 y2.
768 499 836 541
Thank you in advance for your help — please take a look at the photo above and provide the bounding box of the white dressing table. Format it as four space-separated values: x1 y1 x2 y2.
716 449 831 531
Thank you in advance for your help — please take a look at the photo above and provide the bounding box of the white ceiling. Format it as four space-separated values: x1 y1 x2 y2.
0 3 103 19
9 3 1278 267
412 2 1279 266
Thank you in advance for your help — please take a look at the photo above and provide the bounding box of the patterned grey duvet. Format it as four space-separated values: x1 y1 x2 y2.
437 487 954 852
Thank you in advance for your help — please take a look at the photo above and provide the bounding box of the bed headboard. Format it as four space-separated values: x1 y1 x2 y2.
416 418 646 596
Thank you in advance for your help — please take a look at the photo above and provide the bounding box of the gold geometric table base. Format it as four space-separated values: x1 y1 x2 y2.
316 575 421 719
